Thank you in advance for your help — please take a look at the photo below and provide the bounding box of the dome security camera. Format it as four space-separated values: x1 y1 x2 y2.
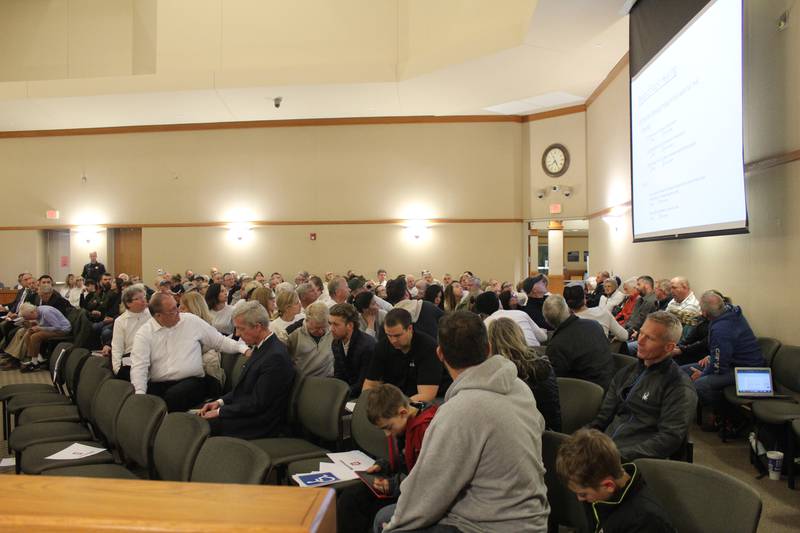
273 97 283 109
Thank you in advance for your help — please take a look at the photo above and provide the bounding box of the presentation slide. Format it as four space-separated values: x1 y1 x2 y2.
631 0 747 241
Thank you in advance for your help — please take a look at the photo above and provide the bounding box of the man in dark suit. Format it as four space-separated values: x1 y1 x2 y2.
0 272 37 349
198 301 295 439
0 272 35 317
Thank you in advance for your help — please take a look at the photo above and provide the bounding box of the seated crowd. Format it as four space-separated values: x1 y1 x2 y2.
0 255 769 532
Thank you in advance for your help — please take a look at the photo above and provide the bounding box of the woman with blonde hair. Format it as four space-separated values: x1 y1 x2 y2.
60 273 82 307
179 291 213 323
271 290 305 339
487 317 561 431
179 290 226 394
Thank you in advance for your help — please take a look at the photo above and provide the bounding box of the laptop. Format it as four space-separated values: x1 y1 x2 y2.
734 367 792 399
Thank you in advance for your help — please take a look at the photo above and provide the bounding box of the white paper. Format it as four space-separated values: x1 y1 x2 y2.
318 462 359 481
0 457 15 467
327 450 375 472
345 401 356 413
45 443 107 460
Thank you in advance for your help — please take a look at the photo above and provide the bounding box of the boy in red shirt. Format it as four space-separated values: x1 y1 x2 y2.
337 383 437 533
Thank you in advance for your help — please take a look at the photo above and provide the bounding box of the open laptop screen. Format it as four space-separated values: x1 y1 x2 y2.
735 367 773 396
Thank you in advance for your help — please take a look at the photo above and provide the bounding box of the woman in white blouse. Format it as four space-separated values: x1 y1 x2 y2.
271 290 305 342
599 278 626 314
205 283 237 335
60 273 82 307
564 284 629 342
104 284 151 381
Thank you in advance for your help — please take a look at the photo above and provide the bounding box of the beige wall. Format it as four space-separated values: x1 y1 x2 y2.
526 112 588 219
142 223 525 286
0 231 47 287
587 0 800 343
0 121 526 284
0 0 134 82
0 122 522 227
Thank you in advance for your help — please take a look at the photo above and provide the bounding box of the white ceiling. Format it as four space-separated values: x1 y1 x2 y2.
0 0 629 131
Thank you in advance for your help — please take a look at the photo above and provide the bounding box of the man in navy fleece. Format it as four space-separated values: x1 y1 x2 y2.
683 290 764 407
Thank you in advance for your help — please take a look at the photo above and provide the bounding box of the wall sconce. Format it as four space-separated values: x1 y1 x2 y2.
76 226 99 245
404 220 430 240
227 222 252 242
602 206 629 234
602 215 623 233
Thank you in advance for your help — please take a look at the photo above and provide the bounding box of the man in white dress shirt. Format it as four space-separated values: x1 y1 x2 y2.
131 292 250 412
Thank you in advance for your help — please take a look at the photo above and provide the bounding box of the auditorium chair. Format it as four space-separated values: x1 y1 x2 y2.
41 394 167 478
13 349 91 429
51 411 210 481
191 437 272 485
251 376 349 483
287 387 388 490
751 344 800 487
634 458 762 533
219 352 240 394
789 419 799 490
556 378 605 434
1 342 73 440
9 357 118 469
6 351 103 441
541 431 590 533
612 353 637 373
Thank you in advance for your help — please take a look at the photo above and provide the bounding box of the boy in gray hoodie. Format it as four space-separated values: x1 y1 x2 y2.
378 311 550 533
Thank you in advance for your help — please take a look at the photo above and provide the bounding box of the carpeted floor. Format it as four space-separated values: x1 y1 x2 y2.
1 368 798 531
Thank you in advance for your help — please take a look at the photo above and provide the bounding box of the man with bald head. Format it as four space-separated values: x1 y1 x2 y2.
681 291 763 408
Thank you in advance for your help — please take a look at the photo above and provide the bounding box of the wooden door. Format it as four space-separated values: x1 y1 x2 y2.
114 228 142 279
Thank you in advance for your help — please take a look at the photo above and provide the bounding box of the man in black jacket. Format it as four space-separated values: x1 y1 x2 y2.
198 301 295 439
543 294 614 390
81 251 106 283
522 274 551 330
33 275 73 318
590 311 697 461
330 303 375 397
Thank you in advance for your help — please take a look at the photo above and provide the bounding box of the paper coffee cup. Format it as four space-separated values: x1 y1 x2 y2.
767 450 784 481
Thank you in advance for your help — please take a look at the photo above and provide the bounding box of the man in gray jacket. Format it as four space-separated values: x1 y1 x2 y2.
379 311 550 533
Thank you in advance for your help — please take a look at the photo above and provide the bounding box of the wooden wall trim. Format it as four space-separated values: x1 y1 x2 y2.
587 201 631 220
745 148 800 174
0 115 525 139
521 104 586 122
585 52 629 108
0 103 601 140
0 218 525 232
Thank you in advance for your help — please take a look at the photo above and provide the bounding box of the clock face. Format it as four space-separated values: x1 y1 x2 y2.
542 143 569 177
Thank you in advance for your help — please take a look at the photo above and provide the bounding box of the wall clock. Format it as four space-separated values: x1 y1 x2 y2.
542 143 569 177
